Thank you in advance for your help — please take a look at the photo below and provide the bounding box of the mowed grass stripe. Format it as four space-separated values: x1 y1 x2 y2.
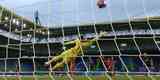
0 75 160 80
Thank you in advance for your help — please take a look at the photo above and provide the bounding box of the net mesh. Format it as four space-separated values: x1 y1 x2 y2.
0 0 160 80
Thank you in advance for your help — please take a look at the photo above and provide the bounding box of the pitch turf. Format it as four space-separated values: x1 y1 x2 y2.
0 75 160 80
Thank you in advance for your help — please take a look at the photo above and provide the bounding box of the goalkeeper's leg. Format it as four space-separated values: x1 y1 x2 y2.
45 55 62 66
52 61 65 70
45 49 76 69
45 49 70 66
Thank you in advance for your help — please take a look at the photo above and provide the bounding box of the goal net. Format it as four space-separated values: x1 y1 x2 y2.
0 0 160 80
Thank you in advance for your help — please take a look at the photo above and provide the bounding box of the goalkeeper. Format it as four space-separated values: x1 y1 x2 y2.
45 31 107 70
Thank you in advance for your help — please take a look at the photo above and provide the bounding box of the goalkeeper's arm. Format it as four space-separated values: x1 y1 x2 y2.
64 40 77 45
90 31 107 42
83 32 107 47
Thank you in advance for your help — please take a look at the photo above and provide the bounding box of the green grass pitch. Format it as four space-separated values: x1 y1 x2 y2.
0 75 160 80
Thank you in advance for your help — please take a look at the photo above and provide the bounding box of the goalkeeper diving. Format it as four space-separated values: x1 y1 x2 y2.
45 31 107 70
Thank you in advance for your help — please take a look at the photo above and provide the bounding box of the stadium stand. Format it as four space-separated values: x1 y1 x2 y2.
0 4 160 80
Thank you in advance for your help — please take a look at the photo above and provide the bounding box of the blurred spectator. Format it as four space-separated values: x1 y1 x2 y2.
34 10 41 25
